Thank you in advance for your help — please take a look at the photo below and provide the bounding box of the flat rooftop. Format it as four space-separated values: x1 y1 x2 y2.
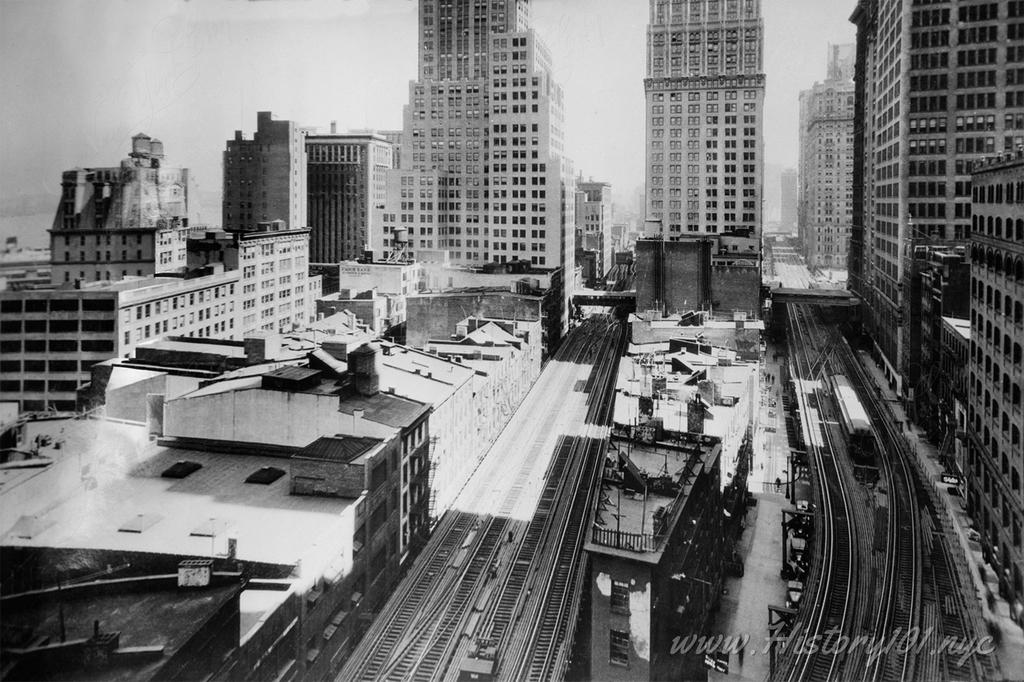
942 316 971 341
3 580 239 682
2 437 356 574
588 433 720 564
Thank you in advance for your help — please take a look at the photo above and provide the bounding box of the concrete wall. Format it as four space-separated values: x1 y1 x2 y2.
711 265 761 317
406 293 542 349
164 388 396 447
589 554 653 681
635 240 710 315
106 372 167 423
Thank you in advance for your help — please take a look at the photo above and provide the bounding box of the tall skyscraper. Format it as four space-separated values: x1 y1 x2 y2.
780 167 798 232
380 0 575 276
798 45 855 269
850 0 1024 395
49 134 191 285
223 111 308 232
640 0 765 318
306 132 395 264
644 0 765 250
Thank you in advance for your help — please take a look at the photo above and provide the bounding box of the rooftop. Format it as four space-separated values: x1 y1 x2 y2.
2 578 240 682
292 435 383 465
2 429 356 574
376 343 475 404
942 316 971 341
587 431 721 564
411 287 543 299
337 391 429 429
972 147 1024 174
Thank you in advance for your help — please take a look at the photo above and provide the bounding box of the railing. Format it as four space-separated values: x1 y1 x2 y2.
590 525 663 553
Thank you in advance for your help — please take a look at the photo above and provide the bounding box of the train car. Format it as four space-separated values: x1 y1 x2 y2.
829 374 875 462
793 477 814 512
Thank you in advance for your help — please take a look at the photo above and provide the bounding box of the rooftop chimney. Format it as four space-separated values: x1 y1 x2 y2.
330 121 337 134
687 394 705 434
177 559 213 587
347 342 381 396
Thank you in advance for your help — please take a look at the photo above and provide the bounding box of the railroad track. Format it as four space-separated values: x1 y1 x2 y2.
834 336 921 682
510 323 625 680
339 316 623 681
773 304 856 682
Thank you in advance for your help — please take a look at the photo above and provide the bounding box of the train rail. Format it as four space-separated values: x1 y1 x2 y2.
773 304 856 682
775 303 995 682
338 315 624 682
839 341 998 681
833 334 921 682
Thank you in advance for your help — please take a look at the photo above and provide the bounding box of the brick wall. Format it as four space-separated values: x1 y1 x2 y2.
290 459 366 498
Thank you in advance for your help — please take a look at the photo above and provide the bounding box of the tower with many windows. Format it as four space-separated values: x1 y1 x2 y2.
850 0 1024 395
798 45 855 269
380 0 574 275
644 0 765 254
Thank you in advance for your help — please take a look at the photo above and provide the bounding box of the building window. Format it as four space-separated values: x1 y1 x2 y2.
609 629 630 667
611 580 630 613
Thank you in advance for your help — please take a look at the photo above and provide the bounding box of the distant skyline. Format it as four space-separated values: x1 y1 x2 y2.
0 0 854 234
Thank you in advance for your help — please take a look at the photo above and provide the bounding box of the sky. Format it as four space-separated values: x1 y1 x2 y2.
0 0 855 226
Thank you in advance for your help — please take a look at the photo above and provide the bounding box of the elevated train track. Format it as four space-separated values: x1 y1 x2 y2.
773 304 856 682
774 303 995 682
339 316 625 682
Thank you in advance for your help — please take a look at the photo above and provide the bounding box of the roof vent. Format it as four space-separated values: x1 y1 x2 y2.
161 460 202 479
118 513 162 534
245 466 286 485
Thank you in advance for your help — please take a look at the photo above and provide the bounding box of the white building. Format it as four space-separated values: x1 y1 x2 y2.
379 0 575 282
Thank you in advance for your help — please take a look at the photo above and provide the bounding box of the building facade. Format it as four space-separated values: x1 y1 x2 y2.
849 0 1024 395
644 0 765 253
966 152 1023 621
49 134 191 285
798 45 854 270
585 430 723 681
190 220 320 337
915 246 970 434
780 167 798 233
223 111 308 233
306 133 395 264
234 221 320 336
576 179 614 282
938 315 971 478
380 0 576 282
0 271 240 411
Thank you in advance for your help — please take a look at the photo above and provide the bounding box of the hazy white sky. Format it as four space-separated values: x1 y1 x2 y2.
0 0 855 217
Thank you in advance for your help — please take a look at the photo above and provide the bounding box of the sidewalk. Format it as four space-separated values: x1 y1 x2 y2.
709 493 789 682
855 349 1024 679
752 340 789 491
